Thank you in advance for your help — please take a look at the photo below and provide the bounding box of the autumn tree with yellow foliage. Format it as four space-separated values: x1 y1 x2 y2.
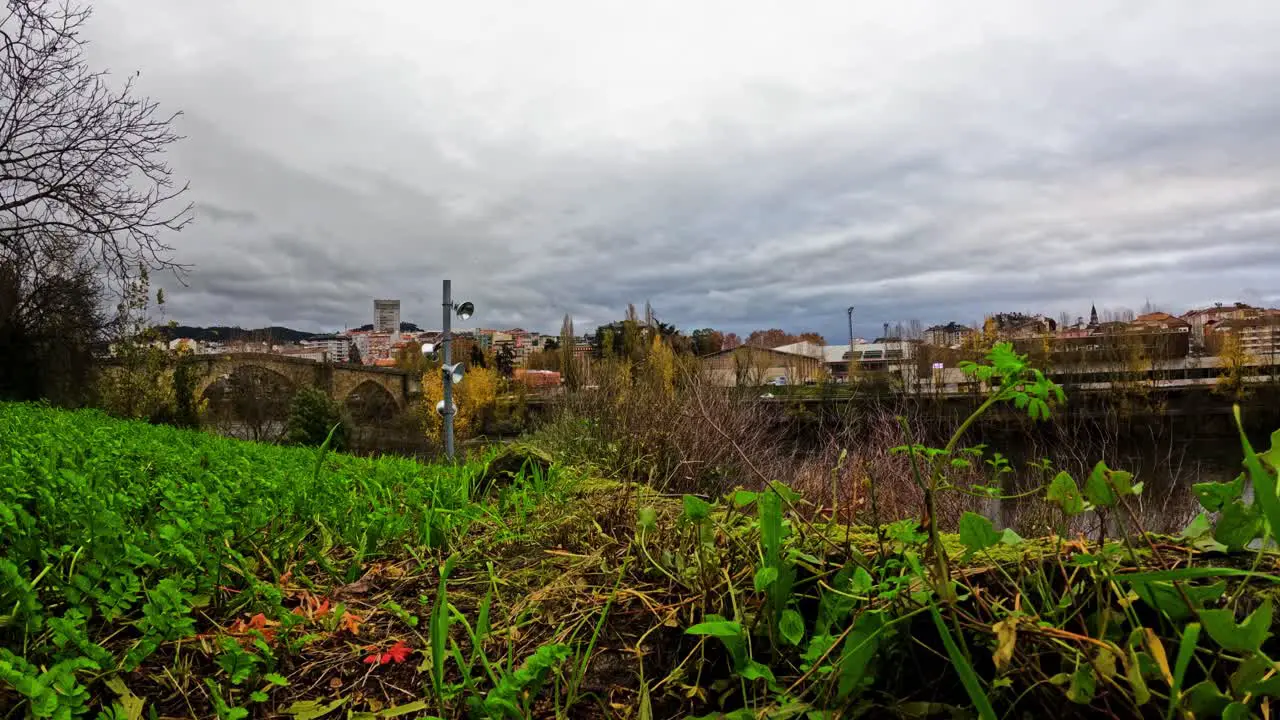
1215 332 1256 400
421 363 500 443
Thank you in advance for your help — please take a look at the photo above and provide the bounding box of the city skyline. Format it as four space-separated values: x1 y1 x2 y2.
163 296 1275 343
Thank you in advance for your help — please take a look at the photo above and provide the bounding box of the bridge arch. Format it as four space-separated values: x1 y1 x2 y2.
195 363 299 405
198 364 300 442
181 353 414 418
343 380 399 425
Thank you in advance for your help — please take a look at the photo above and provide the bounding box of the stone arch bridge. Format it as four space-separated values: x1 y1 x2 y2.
185 353 420 412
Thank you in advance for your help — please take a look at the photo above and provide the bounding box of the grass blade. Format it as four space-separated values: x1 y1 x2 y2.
1117 567 1280 585
1166 622 1201 720
928 602 996 720
430 554 458 701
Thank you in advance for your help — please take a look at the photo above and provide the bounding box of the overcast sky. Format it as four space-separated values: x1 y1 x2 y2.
85 0 1280 339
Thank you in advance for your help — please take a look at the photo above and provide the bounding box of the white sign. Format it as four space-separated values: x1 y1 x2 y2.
932 362 945 370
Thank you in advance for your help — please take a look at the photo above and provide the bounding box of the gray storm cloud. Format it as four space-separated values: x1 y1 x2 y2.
82 0 1280 339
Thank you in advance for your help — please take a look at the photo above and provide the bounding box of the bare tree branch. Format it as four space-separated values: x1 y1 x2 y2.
0 0 191 291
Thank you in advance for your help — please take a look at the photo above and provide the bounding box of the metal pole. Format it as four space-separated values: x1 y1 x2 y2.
846 306 855 382
442 279 454 461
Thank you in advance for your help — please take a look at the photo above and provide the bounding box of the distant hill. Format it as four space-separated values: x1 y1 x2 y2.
352 322 423 333
158 325 320 344
158 321 423 344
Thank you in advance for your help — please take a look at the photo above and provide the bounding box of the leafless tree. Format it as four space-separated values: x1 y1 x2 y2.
1 0 191 291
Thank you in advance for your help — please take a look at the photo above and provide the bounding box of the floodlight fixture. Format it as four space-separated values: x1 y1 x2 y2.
421 342 436 355
443 362 465 384
435 399 457 416
454 301 474 321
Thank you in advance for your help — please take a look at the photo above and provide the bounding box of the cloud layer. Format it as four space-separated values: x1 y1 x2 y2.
85 0 1280 339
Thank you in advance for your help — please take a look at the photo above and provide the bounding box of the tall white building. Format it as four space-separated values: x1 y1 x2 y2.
374 299 400 337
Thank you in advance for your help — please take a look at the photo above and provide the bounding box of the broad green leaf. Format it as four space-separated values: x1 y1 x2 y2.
1094 647 1118 679
1182 681 1230 718
1246 674 1280 698
741 660 776 683
264 673 289 686
1261 428 1280 470
1236 405 1280 555
779 609 805 647
1125 648 1150 705
682 495 711 522
1066 666 1096 704
104 677 145 720
837 611 886 700
1213 500 1264 550
958 512 1001 555
685 620 742 638
1200 599 1272 653
636 507 657 533
1230 654 1271 696
1178 512 1213 541
769 482 803 504
1224 702 1251 720
1192 476 1244 512
1107 469 1137 496
731 490 758 508
1132 581 1226 622
1084 461 1116 507
754 566 779 592
849 567 873 595
1046 471 1085 515
999 528 1023 545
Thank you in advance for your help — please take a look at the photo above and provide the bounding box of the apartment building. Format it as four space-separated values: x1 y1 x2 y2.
350 331 393 364
1208 315 1280 359
923 322 975 347
1183 303 1263 348
302 334 351 363
373 299 400 337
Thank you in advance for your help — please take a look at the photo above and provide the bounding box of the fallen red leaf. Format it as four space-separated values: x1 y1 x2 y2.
384 640 412 664
362 640 413 665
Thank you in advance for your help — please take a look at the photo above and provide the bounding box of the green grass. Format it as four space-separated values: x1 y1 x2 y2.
6 392 1280 719
0 402 480 717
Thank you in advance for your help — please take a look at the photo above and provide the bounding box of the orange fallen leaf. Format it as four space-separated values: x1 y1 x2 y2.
341 610 363 636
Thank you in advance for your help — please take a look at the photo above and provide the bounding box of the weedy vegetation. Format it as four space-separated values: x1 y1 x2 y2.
4 343 1280 718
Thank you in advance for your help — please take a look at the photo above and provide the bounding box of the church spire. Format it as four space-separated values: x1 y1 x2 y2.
1089 303 1099 326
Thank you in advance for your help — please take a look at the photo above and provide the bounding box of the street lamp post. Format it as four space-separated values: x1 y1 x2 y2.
426 279 475 462
441 279 455 459
846 306 855 382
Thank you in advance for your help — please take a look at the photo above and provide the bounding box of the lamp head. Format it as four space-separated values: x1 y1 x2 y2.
455 301 474 321
442 362 465 384
434 399 457 415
